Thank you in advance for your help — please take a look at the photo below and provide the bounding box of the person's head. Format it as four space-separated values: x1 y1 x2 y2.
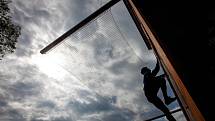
141 67 151 75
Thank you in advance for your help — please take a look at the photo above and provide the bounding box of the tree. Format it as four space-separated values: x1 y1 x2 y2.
0 0 21 60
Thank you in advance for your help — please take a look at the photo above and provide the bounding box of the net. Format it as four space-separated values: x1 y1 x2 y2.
42 1 186 120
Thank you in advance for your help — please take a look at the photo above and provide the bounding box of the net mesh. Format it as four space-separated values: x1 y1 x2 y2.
48 9 144 87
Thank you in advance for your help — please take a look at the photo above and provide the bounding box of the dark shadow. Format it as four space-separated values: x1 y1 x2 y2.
141 59 177 121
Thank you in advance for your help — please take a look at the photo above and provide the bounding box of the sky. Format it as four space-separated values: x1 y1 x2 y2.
0 0 186 121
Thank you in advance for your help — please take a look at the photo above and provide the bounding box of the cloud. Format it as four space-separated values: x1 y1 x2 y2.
8 81 41 101
66 93 136 121
101 109 135 121
67 95 114 115
0 109 26 121
0 100 7 107
36 100 56 109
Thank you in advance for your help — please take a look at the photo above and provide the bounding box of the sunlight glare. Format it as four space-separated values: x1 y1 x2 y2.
32 53 67 80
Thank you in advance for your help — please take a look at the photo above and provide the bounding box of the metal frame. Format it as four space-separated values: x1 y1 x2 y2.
145 108 182 121
40 0 205 120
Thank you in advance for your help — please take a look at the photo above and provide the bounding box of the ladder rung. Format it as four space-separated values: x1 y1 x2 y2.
145 108 182 121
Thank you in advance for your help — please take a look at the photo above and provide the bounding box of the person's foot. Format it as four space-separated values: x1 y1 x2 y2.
165 97 177 105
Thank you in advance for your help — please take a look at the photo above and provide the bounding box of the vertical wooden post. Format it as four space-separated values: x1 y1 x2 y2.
124 0 205 121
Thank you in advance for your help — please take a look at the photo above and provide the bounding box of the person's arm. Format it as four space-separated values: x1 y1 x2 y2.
157 74 166 78
152 59 160 76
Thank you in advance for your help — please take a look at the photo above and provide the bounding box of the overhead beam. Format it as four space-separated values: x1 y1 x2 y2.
40 0 120 54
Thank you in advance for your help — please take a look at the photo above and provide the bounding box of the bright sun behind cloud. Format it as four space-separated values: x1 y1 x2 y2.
31 52 67 80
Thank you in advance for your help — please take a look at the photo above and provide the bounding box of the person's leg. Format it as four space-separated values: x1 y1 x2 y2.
147 96 176 121
159 77 176 105
159 77 169 99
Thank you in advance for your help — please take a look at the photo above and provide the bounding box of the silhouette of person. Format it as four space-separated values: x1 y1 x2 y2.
141 59 177 121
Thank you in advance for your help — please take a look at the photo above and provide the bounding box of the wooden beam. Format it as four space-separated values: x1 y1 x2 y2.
40 0 120 54
124 0 205 121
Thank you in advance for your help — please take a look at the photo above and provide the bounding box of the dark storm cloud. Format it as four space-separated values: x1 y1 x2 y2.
36 100 56 109
8 81 41 101
101 109 135 121
67 95 114 115
51 117 74 121
0 100 7 107
0 109 26 121
66 93 136 121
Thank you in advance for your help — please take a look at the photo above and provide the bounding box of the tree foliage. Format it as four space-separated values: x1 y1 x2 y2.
0 0 21 60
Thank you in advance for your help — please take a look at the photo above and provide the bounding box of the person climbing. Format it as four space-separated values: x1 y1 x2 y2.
141 59 177 121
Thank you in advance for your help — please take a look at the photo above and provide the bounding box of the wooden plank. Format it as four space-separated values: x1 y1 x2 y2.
125 0 205 121
40 0 120 54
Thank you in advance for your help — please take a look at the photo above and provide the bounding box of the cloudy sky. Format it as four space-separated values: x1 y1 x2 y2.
0 0 186 121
